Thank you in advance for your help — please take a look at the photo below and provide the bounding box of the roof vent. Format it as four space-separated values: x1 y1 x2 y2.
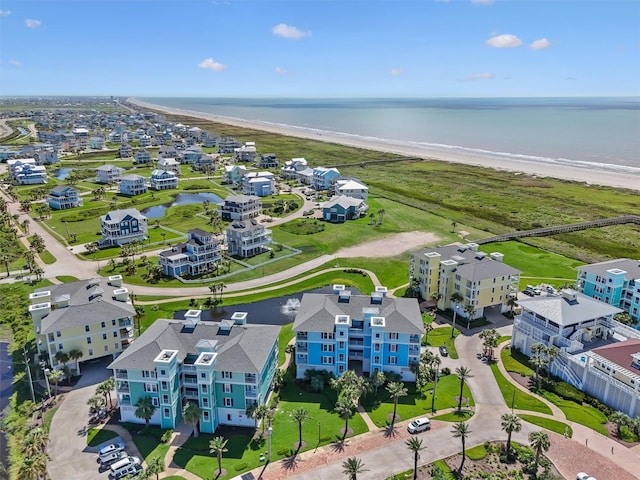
335 314 351 326
338 290 352 303
371 316 386 327
475 252 487 260
108 275 123 287
231 312 248 325
466 242 479 252
371 292 383 304
490 252 504 263
184 310 201 323
333 284 346 294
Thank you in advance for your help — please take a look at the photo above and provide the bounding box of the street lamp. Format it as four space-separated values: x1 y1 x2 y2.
451 303 459 338
40 360 51 399
23 346 35 403
266 423 273 462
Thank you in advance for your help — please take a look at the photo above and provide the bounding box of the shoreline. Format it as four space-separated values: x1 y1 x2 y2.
129 98 640 192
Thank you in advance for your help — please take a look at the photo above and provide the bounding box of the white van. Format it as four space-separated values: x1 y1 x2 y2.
109 456 140 479
407 418 431 434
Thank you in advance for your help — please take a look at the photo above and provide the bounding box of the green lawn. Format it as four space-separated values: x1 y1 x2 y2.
465 444 488 461
174 380 368 479
489 363 552 415
362 375 474 428
424 326 460 359
87 428 119 447
538 390 608 436
56 276 79 283
121 424 171 463
501 347 534 376
517 414 572 437
431 410 474 422
38 249 56 264
278 323 294 366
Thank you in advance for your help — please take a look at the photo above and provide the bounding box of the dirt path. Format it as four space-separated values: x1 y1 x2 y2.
335 231 440 258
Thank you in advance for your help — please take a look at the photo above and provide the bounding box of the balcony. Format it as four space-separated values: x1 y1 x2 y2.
115 369 128 379
120 327 134 339
183 377 197 385
183 389 198 400
245 388 258 398
297 344 308 353
297 333 308 341
349 328 364 337
116 382 130 393
245 374 257 384
348 352 364 360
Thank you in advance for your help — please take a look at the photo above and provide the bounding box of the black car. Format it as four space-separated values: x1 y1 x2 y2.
522 288 535 297
439 346 449 357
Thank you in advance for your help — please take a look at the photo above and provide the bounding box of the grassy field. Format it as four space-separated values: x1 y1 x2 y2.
489 363 553 415
517 414 573 437
278 323 295 366
87 428 119 447
424 326 460 359
431 410 474 422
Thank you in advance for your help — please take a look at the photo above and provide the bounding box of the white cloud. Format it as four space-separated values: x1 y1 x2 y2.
9 60 22 66
465 72 495 81
0 10 11 16
530 38 551 50
471 0 495 4
389 68 405 76
25 18 42 28
274 67 289 75
197 58 227 72
486 34 522 48
272 23 310 40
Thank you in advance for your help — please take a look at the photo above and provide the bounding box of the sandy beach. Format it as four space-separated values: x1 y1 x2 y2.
130 99 640 192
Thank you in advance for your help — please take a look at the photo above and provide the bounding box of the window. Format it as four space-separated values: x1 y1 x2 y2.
203 411 210 422
200 373 207 379
374 344 381 352
112 319 116 326
338 341 345 349
88 349 93 356
227 414 232 421
389 344 397 353
338 353 345 362
223 384 232 393
339 330 345 336
115 342 119 350
161 381 168 390
338 365 345 374
142 370 156 378
86 337 92 344
322 344 334 352
321 356 334 365
373 356 380 364
389 333 399 340
102 333 107 340
222 371 232 379
56 330 61 337
152 397 159 407
162 395 169 404
101 321 106 328
375 333 381 339
202 398 209 408
144 383 158 393
104 345 108 352
85 325 90 332
224 398 233 407
58 343 63 351
321 332 334 340
163 408 171 419
388 356 397 365
160 369 166 376
113 331 118 337
201 384 208 394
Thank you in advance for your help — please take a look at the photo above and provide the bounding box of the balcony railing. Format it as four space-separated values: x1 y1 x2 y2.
245 374 257 384
116 383 130 393
115 370 128 379
245 389 257 398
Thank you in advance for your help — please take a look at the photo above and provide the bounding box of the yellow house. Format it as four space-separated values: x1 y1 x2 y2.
409 243 521 318
29 276 135 373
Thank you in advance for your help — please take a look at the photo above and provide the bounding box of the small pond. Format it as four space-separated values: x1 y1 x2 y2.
51 167 74 180
174 286 363 326
141 192 223 219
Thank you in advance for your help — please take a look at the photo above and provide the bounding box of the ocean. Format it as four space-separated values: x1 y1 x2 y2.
137 97 640 175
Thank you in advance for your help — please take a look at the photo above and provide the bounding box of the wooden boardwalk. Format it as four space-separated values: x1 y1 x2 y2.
476 215 640 244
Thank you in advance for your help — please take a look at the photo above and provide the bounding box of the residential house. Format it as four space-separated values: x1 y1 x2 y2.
409 243 521 319
576 259 640 327
293 287 424 381
134 149 152 165
218 136 241 154
225 219 272 258
312 167 341 191
296 167 314 185
29 276 135 373
158 145 181 160
34 150 59 166
89 136 106 150
107 311 279 431
158 229 222 277
259 153 278 169
150 169 178 190
119 174 148 196
183 146 204 165
96 164 125 184
512 289 640 417
48 185 83 210
139 135 152 147
242 171 275 197
223 165 247 186
203 134 220 149
118 143 134 159
334 178 368 201
157 157 181 176
99 208 148 247
281 158 308 179
220 194 262 221
234 142 257 163
108 131 122 144
9 160 48 185
322 195 368 222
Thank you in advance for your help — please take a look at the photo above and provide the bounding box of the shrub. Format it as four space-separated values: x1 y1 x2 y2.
161 429 174 444
547 380 585 404
276 447 290 456
234 462 248 471
440 367 451 376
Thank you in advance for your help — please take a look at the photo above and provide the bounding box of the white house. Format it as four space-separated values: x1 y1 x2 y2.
334 179 369 201
149 170 178 190
96 164 125 184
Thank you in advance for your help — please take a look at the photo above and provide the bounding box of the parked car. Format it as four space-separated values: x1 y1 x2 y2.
108 456 141 480
98 440 125 457
98 451 126 470
439 346 449 357
576 474 597 480
407 418 431 434
522 288 535 297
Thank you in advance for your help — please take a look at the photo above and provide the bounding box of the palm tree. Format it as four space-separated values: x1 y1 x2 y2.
424 323 434 346
451 422 471 475
405 437 425 480
334 398 355 440
183 401 202 437
87 394 106 413
24 427 49 456
377 208 385 225
101 377 115 408
251 404 270 432
342 457 367 480
463 304 476 329
145 455 165 480
529 430 550 474
24 249 35 273
67 348 83 376
291 407 311 451
368 213 375 225
134 396 156 427
54 350 69 370
371 370 386 394
0 254 10 277
545 345 560 381
479 328 499 360
455 366 473 411
530 343 547 385
48 369 64 397
610 411 630 438
386 381 408 428
209 436 228 477
506 296 518 317
501 413 522 458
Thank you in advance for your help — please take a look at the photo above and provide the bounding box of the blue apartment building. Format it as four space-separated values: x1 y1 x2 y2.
293 287 424 381
577 259 640 328
108 311 279 431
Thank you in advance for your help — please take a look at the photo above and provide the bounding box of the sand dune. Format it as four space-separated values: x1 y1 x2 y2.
130 99 640 192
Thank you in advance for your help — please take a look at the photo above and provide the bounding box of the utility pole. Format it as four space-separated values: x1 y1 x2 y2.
23 346 35 403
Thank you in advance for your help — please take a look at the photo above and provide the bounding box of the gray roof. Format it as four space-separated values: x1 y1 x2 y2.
100 208 147 224
121 174 145 181
323 195 365 209
518 290 622 326
578 258 640 281
37 278 135 334
227 219 263 233
224 194 260 204
108 319 279 374
293 293 423 334
410 244 520 280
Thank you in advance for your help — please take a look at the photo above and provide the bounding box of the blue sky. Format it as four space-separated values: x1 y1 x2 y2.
1 0 639 97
